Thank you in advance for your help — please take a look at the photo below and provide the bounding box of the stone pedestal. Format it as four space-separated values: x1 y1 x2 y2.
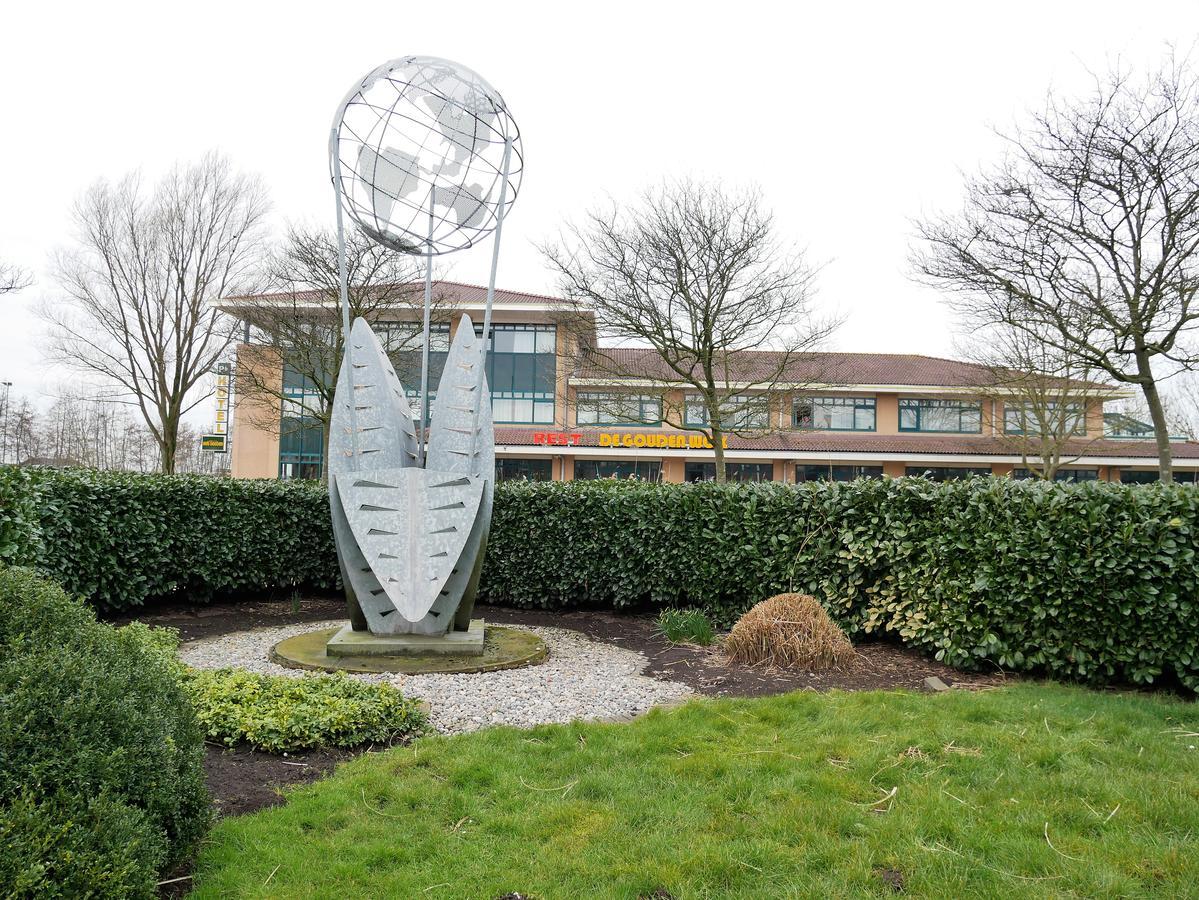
326 619 486 658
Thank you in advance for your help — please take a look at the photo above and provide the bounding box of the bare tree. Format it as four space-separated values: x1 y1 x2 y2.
0 261 32 295
44 152 269 473
542 181 833 482
231 225 447 477
960 324 1111 479
914 57 1199 482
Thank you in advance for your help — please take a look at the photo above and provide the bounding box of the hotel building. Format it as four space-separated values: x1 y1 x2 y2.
221 282 1199 484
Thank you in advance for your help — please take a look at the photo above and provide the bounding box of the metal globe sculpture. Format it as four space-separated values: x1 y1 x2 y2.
329 55 523 257
323 56 519 654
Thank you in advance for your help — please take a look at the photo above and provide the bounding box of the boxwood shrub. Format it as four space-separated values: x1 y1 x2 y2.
4 468 1198 689
0 566 209 898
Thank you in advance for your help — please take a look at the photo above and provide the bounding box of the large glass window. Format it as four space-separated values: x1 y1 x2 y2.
796 464 884 482
576 392 662 426
1120 469 1199 484
1004 402 1086 436
384 321 555 424
684 462 774 483
684 394 770 430
905 466 992 481
1013 467 1098 483
487 324 556 424
899 399 982 433
574 459 661 481
279 363 325 479
495 457 553 481
794 397 876 431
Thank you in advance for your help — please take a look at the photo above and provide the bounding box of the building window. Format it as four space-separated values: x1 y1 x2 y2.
1004 402 1085 436
495 457 553 481
576 392 662 426
280 364 326 480
795 464 884 482
904 466 991 481
684 394 770 430
794 397 876 431
899 399 982 433
487 324 556 424
574 459 661 481
684 462 774 483
1013 467 1098 482
1119 469 1199 484
386 322 555 425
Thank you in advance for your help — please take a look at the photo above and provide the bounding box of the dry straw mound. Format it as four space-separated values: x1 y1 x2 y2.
724 593 856 671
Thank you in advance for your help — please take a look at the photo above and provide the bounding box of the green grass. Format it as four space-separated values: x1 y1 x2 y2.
189 685 1199 899
656 607 716 646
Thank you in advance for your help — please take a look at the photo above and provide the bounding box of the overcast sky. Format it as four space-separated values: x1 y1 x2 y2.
1 0 1195 424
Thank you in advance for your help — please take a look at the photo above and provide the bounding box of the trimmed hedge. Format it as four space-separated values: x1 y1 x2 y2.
0 566 209 897
3 468 1198 689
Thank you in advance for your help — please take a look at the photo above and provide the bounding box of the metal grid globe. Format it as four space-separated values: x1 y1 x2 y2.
329 55 523 257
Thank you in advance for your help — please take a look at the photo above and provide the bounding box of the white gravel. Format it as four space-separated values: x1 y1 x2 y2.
178 621 692 735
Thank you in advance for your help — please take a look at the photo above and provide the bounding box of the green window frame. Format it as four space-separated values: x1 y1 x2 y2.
795 464 884 482
684 394 770 430
684 462 775 483
1004 402 1085 436
904 465 992 481
794 396 876 431
576 392 662 426
899 398 982 434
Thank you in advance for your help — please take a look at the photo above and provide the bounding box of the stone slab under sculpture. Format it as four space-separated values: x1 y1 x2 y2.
327 316 494 648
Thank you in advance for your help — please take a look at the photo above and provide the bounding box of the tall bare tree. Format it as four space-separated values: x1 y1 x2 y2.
914 57 1199 482
0 261 32 295
542 180 833 482
960 324 1111 479
232 225 446 476
45 152 269 473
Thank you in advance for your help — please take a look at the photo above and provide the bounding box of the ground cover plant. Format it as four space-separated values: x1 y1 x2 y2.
655 607 716 646
189 684 1198 898
0 566 208 899
725 593 857 670
184 668 428 753
5 468 1199 689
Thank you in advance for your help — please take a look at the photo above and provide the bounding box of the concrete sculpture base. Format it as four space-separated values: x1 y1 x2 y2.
270 625 547 675
327 620 486 657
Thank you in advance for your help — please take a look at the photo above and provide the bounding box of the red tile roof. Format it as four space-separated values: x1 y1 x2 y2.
223 280 563 308
572 347 1094 389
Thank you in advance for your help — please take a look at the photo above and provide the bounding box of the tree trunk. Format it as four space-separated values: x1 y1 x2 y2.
711 421 726 483
159 419 178 475
1135 350 1174 483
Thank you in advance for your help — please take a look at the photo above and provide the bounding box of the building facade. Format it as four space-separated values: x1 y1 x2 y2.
222 282 1199 484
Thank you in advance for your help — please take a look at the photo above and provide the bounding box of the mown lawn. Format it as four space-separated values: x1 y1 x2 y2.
190 684 1198 899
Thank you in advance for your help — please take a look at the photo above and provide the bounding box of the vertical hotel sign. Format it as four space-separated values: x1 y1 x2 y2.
204 361 232 453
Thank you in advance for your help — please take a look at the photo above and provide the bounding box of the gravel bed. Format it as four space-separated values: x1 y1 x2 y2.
179 620 692 735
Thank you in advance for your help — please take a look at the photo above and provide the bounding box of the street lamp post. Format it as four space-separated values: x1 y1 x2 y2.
1 382 11 466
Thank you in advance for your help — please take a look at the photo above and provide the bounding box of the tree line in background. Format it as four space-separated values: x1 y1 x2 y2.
4 52 1199 481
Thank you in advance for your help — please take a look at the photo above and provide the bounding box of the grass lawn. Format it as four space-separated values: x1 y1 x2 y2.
190 684 1198 899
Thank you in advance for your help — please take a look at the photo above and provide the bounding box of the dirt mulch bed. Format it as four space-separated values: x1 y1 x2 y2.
112 593 1006 830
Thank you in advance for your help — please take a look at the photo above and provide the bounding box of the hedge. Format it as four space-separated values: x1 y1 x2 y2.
0 566 209 897
3 467 1198 689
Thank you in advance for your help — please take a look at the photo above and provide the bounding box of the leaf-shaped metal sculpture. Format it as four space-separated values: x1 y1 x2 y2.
336 467 484 622
426 313 494 629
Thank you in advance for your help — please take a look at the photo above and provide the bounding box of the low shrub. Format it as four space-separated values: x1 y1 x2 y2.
656 608 716 646
184 668 428 753
0 566 209 895
724 593 856 671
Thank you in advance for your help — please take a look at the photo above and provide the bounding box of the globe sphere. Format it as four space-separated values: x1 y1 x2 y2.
329 55 523 256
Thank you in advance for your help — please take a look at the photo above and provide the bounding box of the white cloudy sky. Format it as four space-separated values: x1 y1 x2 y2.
1 0 1195 423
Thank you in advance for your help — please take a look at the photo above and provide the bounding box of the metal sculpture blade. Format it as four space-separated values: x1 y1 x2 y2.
426 313 494 628
326 316 494 637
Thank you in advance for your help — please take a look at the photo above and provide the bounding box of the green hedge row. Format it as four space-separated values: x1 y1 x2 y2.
3 467 1197 689
0 566 209 897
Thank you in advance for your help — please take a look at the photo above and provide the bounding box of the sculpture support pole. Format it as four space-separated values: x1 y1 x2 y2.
470 137 514 457
332 168 359 467
417 194 434 467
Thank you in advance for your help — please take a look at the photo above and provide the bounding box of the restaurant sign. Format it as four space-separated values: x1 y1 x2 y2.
531 431 727 449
